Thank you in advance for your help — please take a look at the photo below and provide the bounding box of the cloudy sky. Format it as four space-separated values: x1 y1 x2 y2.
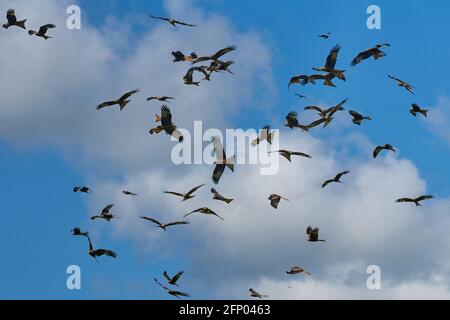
1 0 450 299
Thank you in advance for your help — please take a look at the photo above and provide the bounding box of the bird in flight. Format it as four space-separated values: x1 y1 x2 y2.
351 43 390 66
268 194 289 209
322 98 348 128
90 203 119 222
164 183 205 201
192 46 236 64
410 103 428 117
211 188 234 204
294 93 307 99
349 110 372 125
154 278 190 299
306 226 326 242
249 288 268 299
270 150 311 162
3 9 26 29
304 105 335 119
172 51 198 62
388 75 414 95
206 60 235 75
184 207 224 220
149 105 184 142
373 144 395 158
322 171 350 188
163 270 184 286
122 190 137 196
71 227 89 238
211 136 235 184
313 44 346 81
28 23 55 39
148 14 196 27
183 67 205 85
251 125 274 146
396 195 434 207
147 96 175 102
96 89 140 111
88 237 117 262
284 111 319 131
73 186 91 194
140 216 189 231
318 31 332 39
286 266 311 276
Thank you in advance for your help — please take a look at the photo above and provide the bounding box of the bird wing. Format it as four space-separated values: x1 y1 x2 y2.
325 44 340 69
6 9 17 24
396 198 414 203
39 24 55 35
102 203 114 214
164 191 185 197
349 110 361 119
154 278 170 291
336 171 350 180
165 221 190 228
186 183 205 196
305 118 326 129
351 49 372 66
96 249 117 258
171 271 184 284
304 106 324 113
322 179 332 188
96 100 117 110
373 146 383 158
160 105 173 126
140 216 162 226
163 271 172 282
212 163 225 184
211 188 220 196
211 46 237 60
290 152 312 158
173 19 196 27
120 89 139 101
416 195 434 202
148 15 170 22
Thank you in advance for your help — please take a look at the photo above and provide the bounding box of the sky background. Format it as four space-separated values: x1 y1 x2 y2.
1 0 450 299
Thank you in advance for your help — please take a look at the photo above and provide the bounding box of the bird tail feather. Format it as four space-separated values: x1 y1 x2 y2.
17 19 26 29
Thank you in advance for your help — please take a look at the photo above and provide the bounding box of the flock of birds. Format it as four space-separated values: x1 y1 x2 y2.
4 9 436 299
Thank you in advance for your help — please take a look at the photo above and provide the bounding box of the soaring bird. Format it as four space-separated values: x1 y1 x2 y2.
322 170 350 188
313 44 346 81
319 31 332 39
295 93 307 99
410 103 428 117
149 105 184 142
396 195 434 207
307 226 326 242
147 96 175 102
207 60 234 74
304 105 334 118
351 44 390 66
154 278 190 299
184 207 224 220
251 125 274 146
122 190 137 196
211 188 234 204
211 136 235 184
140 216 189 231
286 266 311 276
96 89 140 111
249 288 268 299
373 144 395 158
73 186 91 193
270 150 311 162
171 51 198 62
90 203 119 222
164 183 205 201
28 24 55 39
3 9 26 29
349 110 372 125
388 75 414 95
288 75 310 88
88 237 117 262
163 271 184 286
284 111 310 131
322 98 348 128
192 46 236 64
71 227 89 238
268 194 289 209
183 67 202 85
148 14 196 27
295 73 338 87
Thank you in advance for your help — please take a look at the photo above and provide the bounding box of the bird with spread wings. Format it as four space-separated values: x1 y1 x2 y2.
149 105 184 142
211 136 235 184
148 14 196 27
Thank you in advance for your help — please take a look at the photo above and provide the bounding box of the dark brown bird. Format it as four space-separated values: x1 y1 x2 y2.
73 186 91 193
211 136 235 184
284 111 311 131
149 105 184 142
28 24 55 39
90 204 119 222
410 103 428 117
249 288 268 299
322 171 350 188
349 110 372 125
313 44 346 81
172 51 198 62
71 227 89 238
3 9 26 29
396 195 434 207
163 270 184 286
154 278 190 299
306 226 326 242
270 150 311 162
211 188 234 204
164 183 205 201
318 31 332 39
184 207 224 220
192 46 236 64
122 190 137 196
286 266 311 275
388 75 414 95
148 14 196 27
288 75 310 88
96 89 140 111
147 96 175 102
88 237 117 262
268 194 289 209
373 144 395 158
183 67 202 86
351 44 390 66
322 98 348 128
304 105 334 118
251 125 274 146
207 60 234 74
140 216 189 231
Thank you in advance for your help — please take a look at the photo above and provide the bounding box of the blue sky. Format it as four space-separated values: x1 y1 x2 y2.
1 0 450 299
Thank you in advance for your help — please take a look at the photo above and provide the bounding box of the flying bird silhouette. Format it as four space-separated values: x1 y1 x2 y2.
73 186 91 193
147 96 175 102
149 105 184 142
140 216 189 231
313 44 346 81
410 103 428 117
249 288 268 299
164 183 205 201
349 110 372 125
306 226 326 242
388 75 414 95
184 207 224 220
351 44 390 66
318 31 332 39
396 195 434 207
3 9 26 29
373 144 395 158
90 203 119 222
88 237 117 262
154 278 190 299
286 266 311 276
71 227 89 238
28 23 55 39
96 89 140 111
148 14 196 27
251 125 274 146
211 136 235 184
122 190 137 196
322 171 350 188
294 93 307 99
192 46 236 64
268 194 289 209
211 188 234 204
163 270 184 286
270 150 311 162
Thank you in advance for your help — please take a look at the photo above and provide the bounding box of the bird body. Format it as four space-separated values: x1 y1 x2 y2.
97 89 140 111
3 9 26 29
349 110 372 125
28 23 55 39
396 195 434 207
71 227 89 238
211 188 234 204
322 171 350 188
410 103 428 117
211 136 235 184
140 216 189 231
373 144 395 158
163 271 184 286
164 183 205 201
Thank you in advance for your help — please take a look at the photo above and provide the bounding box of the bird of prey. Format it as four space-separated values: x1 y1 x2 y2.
192 46 236 64
410 103 428 117
164 183 205 201
122 190 137 196
295 93 307 99
286 266 311 276
322 170 350 188
147 96 175 102
351 44 390 66
284 111 310 131
313 44 346 81
373 144 395 158
154 278 190 299
207 60 234 74
148 14 196 27
71 227 89 238
319 31 332 39
349 110 372 125
163 271 184 286
396 195 434 207
306 226 326 242
28 24 55 39
322 98 348 128
149 105 184 142
304 105 334 118
211 136 235 184
268 194 289 209
251 125 275 146
183 67 203 85
249 288 268 299
288 75 310 88
88 237 117 262
140 216 189 231
270 150 311 162
211 188 234 204
290 74 337 87
184 207 224 220
73 186 91 193
172 51 198 62
90 203 119 222
96 89 140 111
3 9 26 29
388 75 414 95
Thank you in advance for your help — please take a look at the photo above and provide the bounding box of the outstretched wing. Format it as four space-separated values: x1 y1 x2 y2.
212 164 225 184
154 278 170 291
102 203 114 214
396 198 414 203
416 195 434 202
164 191 185 197
38 24 55 35
186 183 205 196
160 105 173 126
171 271 184 284
173 19 196 27
120 89 139 101
140 216 162 226
96 100 117 110
165 221 190 228
373 146 383 158
211 46 236 60
148 15 169 22
336 171 350 180
291 152 312 159
163 271 172 282
325 44 340 69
